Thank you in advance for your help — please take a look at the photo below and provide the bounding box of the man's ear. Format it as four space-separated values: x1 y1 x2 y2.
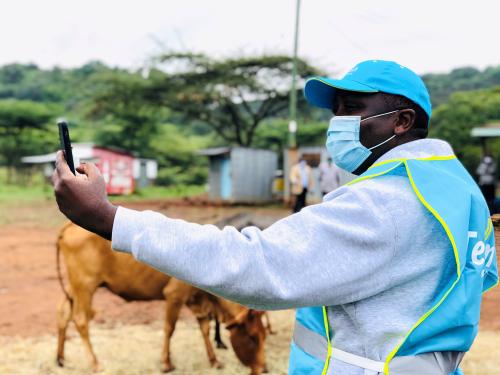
394 109 416 136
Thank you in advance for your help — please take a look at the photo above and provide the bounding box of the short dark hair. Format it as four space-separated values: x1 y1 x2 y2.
380 93 429 139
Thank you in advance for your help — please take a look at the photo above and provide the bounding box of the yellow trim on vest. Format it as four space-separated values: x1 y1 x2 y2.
484 280 499 294
348 156 456 186
367 155 457 170
483 218 497 294
383 278 463 374
346 162 403 186
485 218 493 240
403 160 461 277
321 306 333 375
482 219 497 293
382 160 462 374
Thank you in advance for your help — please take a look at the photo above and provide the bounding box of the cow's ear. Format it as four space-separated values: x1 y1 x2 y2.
225 321 238 330
226 309 249 330
248 309 265 319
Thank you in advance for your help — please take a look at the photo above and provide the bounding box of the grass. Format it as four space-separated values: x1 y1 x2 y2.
0 182 205 205
0 168 206 227
0 184 206 206
0 183 54 205
110 185 206 203
0 181 205 227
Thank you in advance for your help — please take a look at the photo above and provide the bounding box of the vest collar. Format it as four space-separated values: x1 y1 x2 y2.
374 139 454 165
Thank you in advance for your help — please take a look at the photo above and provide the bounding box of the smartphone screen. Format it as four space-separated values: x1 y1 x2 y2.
58 121 76 175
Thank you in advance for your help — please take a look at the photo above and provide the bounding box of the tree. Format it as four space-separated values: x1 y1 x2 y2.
0 99 54 182
94 53 323 147
430 86 500 175
90 71 209 186
423 66 500 107
89 70 170 156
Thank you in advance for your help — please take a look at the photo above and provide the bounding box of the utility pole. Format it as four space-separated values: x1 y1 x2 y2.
288 0 301 149
285 0 301 205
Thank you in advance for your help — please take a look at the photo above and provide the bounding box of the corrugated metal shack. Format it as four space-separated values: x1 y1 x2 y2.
199 147 278 203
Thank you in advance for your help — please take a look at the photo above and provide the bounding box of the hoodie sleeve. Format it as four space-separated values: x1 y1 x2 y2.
111 184 397 310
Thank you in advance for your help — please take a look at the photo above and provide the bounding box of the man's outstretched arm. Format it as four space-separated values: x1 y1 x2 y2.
53 152 397 310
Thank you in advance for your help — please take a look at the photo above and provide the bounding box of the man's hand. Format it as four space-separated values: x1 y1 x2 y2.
52 151 117 240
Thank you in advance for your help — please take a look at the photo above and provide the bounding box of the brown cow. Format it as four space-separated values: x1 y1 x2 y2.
56 222 268 374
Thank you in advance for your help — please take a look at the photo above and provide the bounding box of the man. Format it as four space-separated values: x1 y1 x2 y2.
290 157 313 212
476 153 496 212
53 60 498 374
319 157 340 196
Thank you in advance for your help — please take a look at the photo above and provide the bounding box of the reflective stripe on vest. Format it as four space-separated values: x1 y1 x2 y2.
292 318 464 374
293 319 385 372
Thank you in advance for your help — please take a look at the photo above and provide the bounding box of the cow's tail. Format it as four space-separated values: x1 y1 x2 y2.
56 222 74 308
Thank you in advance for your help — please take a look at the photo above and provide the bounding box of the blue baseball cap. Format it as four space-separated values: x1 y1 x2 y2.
304 60 432 121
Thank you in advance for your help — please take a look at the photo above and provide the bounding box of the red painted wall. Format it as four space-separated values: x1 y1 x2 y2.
92 147 135 195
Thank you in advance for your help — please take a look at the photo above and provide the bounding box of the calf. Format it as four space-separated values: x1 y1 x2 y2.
56 222 267 374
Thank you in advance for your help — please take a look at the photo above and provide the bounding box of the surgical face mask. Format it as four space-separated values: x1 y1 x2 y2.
325 110 398 173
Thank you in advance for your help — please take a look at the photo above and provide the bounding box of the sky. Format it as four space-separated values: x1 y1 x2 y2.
1 0 499 77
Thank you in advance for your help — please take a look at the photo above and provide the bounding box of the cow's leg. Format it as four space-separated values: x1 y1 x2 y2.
214 318 228 349
250 347 267 375
197 316 223 369
264 312 276 335
161 295 184 372
72 287 99 372
56 296 72 367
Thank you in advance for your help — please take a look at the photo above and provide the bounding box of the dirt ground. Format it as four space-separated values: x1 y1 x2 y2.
0 199 289 337
1 198 500 374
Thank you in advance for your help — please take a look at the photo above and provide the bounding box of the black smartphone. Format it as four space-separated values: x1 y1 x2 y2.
58 120 76 175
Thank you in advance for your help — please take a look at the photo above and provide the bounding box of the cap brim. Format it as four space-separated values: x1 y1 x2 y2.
304 77 378 109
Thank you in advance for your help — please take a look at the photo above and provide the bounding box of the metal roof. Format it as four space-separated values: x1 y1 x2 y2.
21 153 58 164
22 143 95 164
198 146 281 157
471 123 500 138
198 147 232 156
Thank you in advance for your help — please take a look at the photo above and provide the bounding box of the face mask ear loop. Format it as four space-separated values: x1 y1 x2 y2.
360 109 399 123
368 134 397 151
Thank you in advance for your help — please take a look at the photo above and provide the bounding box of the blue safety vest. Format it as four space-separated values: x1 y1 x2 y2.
289 155 499 375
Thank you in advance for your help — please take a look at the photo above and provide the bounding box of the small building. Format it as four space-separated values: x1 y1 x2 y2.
199 147 277 203
471 122 500 154
22 143 157 195
133 158 158 189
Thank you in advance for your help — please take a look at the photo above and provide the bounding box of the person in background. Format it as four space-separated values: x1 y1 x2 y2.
319 156 341 196
477 153 497 213
290 157 313 213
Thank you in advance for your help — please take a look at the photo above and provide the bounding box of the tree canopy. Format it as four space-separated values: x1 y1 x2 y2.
94 53 323 147
0 99 54 181
423 65 500 107
1 59 500 185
